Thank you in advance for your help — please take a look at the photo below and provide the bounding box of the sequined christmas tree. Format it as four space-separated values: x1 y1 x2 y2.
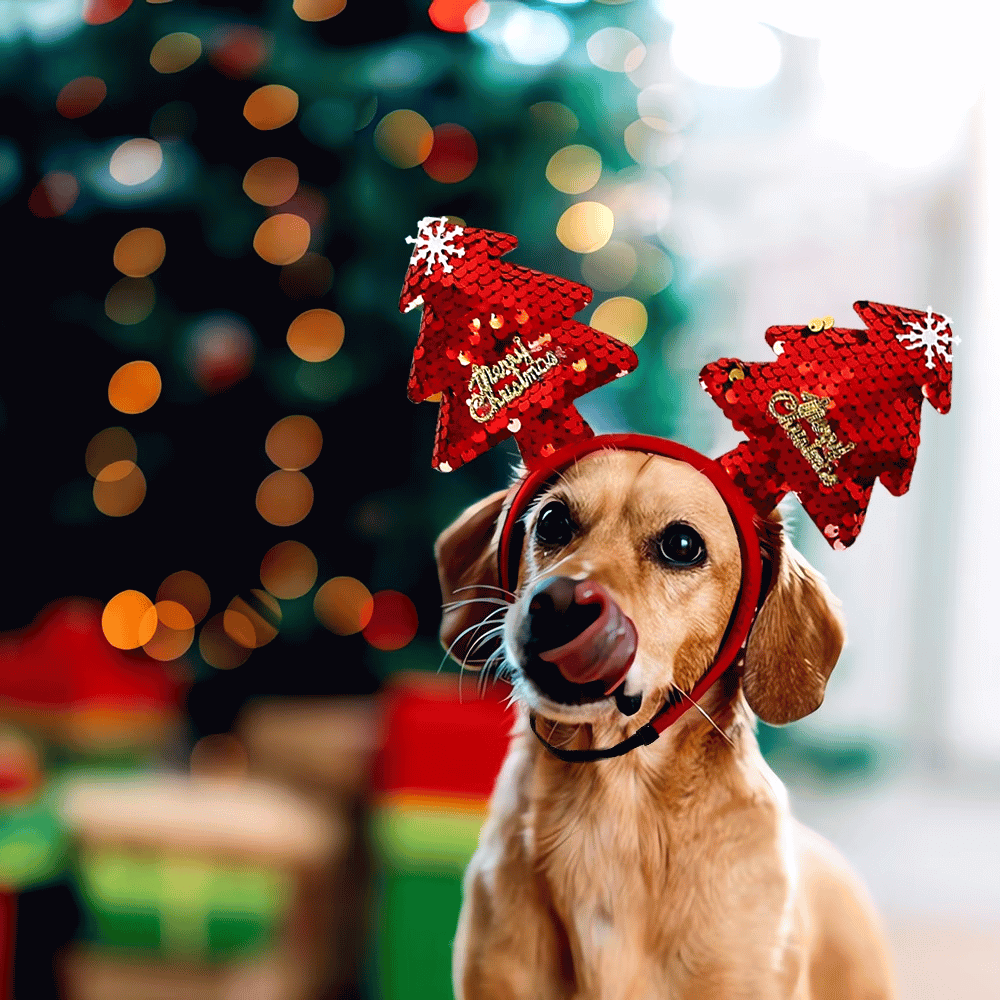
701 301 955 549
399 217 639 472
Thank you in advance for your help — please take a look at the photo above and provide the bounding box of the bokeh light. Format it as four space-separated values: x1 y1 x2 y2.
93 462 146 517
259 541 318 600
428 0 485 32
314 577 374 635
556 202 614 253
580 240 637 292
422 124 477 184
253 214 311 265
109 139 164 186
199 613 251 669
528 101 578 132
105 278 156 325
224 592 281 649
242 157 299 207
630 241 673 297
265 415 323 471
545 145 602 195
623 119 683 167
256 470 314 526
56 77 107 119
286 309 344 362
279 253 334 299
108 360 162 414
102 590 157 650
293 0 347 20
498 8 570 65
157 570 211 625
143 619 195 661
589 296 647 346
83 0 132 26
85 427 137 478
210 26 272 80
586 27 646 73
149 32 202 74
143 600 195 662
185 313 256 393
243 85 299 130
373 110 433 168
113 228 166 277
362 590 419 651
669 19 781 89
28 172 78 218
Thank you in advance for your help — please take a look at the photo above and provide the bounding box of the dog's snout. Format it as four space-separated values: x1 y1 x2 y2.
525 577 602 654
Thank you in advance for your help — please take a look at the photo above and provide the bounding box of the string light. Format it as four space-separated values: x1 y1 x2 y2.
373 110 433 168
286 309 344 362
242 157 299 207
545 145 601 195
589 296 648 346
85 427 137 478
528 101 578 132
422 124 477 184
149 32 202 74
93 462 146 517
243 85 299 130
293 0 347 20
259 541 318 600
109 139 164 186
314 577 374 635
586 27 646 73
556 202 614 254
253 214 311 265
56 77 107 119
113 228 166 278
102 590 157 650
265 415 323 471
255 470 314 526
156 571 211 624
28 172 78 218
108 360 162 414
199 613 251 669
362 591 418 651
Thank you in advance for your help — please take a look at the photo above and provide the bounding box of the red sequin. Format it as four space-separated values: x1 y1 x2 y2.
701 302 955 549
399 217 638 472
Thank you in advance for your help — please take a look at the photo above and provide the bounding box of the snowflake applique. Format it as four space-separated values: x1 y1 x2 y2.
405 216 466 276
898 306 959 369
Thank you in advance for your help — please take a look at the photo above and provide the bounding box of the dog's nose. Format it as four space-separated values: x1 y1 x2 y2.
522 576 637 693
525 576 602 654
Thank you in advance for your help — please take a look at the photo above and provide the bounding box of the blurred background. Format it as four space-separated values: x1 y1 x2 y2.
0 0 996 998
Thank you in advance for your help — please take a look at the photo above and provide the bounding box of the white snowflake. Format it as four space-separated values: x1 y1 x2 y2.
898 306 959 369
405 216 466 276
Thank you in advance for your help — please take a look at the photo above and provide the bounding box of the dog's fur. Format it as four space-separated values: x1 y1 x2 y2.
436 452 896 1000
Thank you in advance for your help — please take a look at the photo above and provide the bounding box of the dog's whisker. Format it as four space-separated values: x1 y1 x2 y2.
438 609 510 681
443 597 512 612
452 583 516 601
676 688 738 751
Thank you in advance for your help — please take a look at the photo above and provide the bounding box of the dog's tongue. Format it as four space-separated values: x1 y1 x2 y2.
538 582 637 694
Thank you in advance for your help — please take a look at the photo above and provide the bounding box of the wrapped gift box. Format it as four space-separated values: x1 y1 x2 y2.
369 673 513 1000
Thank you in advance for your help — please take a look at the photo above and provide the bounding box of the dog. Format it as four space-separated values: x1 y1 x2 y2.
435 449 896 1000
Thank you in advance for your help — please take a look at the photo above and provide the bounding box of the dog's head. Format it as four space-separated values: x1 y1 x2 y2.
436 450 844 732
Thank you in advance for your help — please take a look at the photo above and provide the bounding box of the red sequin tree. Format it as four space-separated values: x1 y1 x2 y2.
399 217 638 472
701 301 955 548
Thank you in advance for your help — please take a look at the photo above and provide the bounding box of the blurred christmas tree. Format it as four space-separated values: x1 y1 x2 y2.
0 0 688 740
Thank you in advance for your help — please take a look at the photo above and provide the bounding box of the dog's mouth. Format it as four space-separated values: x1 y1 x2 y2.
516 581 639 711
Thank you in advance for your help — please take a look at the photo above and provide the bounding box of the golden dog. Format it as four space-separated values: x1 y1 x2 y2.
436 450 895 1000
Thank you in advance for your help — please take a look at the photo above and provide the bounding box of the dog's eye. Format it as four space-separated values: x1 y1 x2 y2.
534 500 576 548
656 523 706 567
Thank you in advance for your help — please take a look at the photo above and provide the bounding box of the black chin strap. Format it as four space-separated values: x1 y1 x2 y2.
528 713 663 762
527 685 690 762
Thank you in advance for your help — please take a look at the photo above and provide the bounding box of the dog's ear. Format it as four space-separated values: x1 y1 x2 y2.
742 513 845 725
435 489 510 665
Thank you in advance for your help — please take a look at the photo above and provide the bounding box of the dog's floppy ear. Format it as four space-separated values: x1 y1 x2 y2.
742 513 845 725
435 489 510 665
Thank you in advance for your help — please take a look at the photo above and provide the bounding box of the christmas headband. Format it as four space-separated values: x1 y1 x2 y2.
399 216 956 552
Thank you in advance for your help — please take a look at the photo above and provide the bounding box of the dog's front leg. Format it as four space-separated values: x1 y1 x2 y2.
453 843 574 1000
